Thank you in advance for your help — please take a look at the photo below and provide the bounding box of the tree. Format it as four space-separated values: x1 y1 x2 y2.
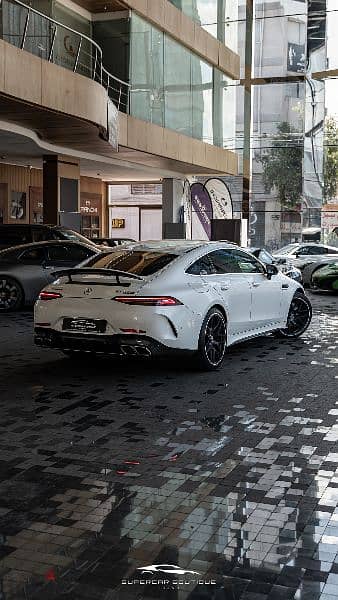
259 121 303 209
323 116 338 203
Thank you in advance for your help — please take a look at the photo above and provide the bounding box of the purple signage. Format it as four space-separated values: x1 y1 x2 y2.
190 182 213 240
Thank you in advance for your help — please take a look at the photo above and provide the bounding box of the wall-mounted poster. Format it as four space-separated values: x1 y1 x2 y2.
10 191 26 220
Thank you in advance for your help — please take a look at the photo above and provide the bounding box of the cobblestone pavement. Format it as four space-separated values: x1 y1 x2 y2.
0 292 337 600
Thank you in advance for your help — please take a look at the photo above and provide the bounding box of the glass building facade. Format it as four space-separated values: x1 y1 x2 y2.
129 13 236 149
168 0 239 53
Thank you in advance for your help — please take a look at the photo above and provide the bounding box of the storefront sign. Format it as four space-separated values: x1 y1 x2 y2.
321 205 338 230
80 196 101 215
112 218 125 229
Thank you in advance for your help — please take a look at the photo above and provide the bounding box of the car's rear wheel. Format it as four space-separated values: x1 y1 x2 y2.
197 308 227 371
0 277 23 311
276 292 312 338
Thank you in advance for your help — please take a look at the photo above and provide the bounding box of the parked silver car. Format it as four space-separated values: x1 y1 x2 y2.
0 240 100 311
273 243 338 272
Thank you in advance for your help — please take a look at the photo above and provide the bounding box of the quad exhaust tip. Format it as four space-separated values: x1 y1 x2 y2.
120 345 152 358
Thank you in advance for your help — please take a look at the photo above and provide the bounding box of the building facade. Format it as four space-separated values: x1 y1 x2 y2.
0 0 240 239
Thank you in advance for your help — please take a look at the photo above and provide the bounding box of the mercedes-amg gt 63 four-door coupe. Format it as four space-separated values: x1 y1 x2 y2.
34 241 312 370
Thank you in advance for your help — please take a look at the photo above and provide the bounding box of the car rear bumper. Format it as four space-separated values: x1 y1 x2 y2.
34 327 192 357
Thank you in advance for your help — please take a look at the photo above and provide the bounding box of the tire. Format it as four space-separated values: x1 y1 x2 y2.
0 276 24 311
196 308 227 371
276 291 312 339
309 266 324 290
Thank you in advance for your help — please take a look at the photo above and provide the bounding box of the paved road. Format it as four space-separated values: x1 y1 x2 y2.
0 292 337 600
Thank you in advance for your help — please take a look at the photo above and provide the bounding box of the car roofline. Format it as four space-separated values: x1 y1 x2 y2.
0 240 99 253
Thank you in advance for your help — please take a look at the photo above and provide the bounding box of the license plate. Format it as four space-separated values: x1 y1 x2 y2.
63 318 107 333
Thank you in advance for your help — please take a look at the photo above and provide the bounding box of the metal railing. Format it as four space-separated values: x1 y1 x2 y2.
0 0 131 112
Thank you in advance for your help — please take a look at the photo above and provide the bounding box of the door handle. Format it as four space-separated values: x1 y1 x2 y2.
252 282 260 288
220 286 229 291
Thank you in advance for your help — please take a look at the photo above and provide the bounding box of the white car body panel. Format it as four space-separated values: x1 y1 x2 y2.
34 242 303 353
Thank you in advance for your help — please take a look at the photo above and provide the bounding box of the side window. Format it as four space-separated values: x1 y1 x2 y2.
258 249 274 264
32 228 51 242
234 251 265 274
296 246 326 256
46 245 71 262
186 255 215 275
65 244 94 263
208 250 242 274
309 246 327 254
18 247 46 264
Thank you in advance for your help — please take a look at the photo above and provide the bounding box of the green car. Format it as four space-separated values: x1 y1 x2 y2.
311 262 338 291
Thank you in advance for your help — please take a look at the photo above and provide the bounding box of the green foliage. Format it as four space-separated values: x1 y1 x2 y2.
259 121 303 209
324 117 338 203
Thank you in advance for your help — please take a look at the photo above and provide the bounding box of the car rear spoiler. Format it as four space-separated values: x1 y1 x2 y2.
51 268 144 285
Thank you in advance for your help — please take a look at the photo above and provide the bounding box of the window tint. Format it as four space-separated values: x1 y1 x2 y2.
58 228 95 245
0 227 32 245
18 247 46 264
47 245 71 262
258 249 274 264
32 228 52 242
198 249 265 275
208 250 242 274
235 250 265 274
186 255 215 275
86 250 177 276
65 244 94 262
297 246 327 256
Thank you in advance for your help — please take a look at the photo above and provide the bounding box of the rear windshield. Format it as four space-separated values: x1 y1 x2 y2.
85 250 177 276
57 229 97 246
275 244 298 255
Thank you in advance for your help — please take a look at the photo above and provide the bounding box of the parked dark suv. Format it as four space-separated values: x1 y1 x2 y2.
0 224 98 250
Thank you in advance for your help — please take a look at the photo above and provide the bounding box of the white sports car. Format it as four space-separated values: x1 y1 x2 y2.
34 241 312 371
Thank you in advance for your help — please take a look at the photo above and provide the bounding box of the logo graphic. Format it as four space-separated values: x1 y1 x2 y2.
84 287 93 296
137 564 201 576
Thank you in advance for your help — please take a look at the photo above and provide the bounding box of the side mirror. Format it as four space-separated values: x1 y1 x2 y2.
266 264 279 280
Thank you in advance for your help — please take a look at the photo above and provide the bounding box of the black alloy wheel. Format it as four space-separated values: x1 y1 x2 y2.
277 293 312 338
197 308 227 371
0 277 23 311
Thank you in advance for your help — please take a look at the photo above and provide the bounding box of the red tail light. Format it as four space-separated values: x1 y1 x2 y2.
39 291 63 301
113 296 182 306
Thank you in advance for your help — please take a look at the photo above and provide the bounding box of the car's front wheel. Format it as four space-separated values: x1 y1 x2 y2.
276 292 312 338
0 277 23 311
197 308 227 371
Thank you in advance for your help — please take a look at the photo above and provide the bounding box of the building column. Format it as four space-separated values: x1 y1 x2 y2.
43 155 80 227
162 178 186 239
